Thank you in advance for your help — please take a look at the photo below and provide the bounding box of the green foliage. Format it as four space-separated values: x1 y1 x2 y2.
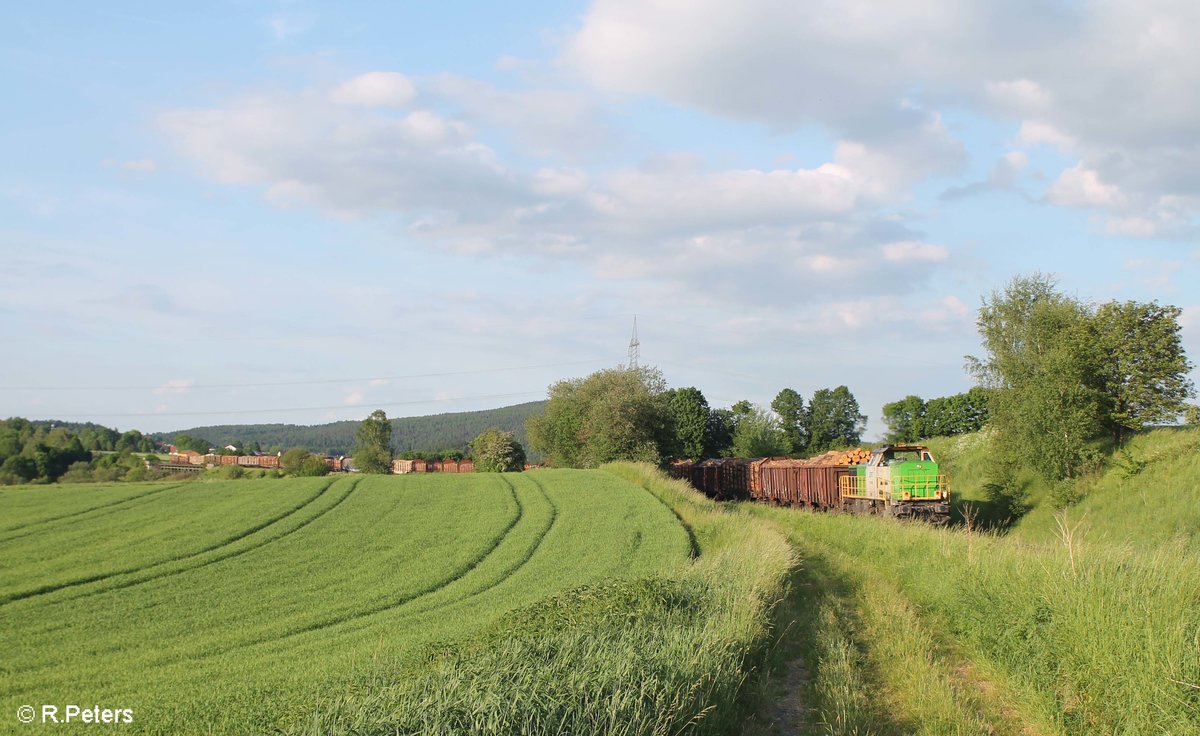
730 404 789 457
527 366 673 468
881 394 926 442
1093 300 1194 443
706 407 737 457
352 409 393 474
882 388 991 442
1185 404 1200 426
469 427 526 472
923 387 991 437
970 275 1193 504
280 448 330 477
771 387 808 453
807 386 866 452
663 386 710 459
173 433 211 453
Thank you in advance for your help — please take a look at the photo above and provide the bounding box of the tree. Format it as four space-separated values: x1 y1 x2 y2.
353 410 393 474
807 386 866 452
299 454 331 477
730 405 788 457
706 408 737 457
281 447 322 476
470 428 526 472
922 387 990 437
527 366 673 468
1093 301 1194 444
771 388 808 453
173 434 209 453
665 387 711 460
970 274 1108 482
882 395 926 443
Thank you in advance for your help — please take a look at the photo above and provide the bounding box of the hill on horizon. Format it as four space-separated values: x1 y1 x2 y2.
151 401 546 457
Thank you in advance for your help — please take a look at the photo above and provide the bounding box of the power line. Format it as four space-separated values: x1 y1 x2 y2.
0 359 609 392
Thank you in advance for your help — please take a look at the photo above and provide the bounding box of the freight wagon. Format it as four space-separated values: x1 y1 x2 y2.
671 444 950 524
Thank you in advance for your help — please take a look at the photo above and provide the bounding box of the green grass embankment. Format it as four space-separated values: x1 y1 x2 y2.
749 426 1200 735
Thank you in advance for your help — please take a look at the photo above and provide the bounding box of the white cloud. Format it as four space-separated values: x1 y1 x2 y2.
343 390 364 406
160 75 959 308
331 72 416 108
566 0 1200 234
1017 120 1076 151
532 167 589 195
986 78 1053 114
1048 164 1127 209
882 241 949 263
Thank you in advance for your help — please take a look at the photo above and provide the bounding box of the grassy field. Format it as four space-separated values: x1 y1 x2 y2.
749 428 1200 735
0 467 790 735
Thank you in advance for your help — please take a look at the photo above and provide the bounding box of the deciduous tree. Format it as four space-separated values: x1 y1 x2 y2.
807 386 866 452
771 388 808 453
353 410 393 474
665 387 711 460
527 366 672 468
470 428 526 472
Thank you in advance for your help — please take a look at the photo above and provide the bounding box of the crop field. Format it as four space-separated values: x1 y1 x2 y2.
0 470 721 734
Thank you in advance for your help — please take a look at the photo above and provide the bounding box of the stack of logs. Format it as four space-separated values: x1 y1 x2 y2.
801 448 872 466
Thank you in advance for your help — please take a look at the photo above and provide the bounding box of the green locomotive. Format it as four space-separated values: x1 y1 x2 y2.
838 444 950 524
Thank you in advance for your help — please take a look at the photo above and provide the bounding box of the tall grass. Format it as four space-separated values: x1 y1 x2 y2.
286 463 794 736
753 504 1200 734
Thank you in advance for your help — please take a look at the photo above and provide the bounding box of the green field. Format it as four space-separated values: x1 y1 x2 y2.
2 470 760 734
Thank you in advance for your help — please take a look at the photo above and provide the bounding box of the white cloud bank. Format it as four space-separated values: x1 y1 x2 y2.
565 0 1200 236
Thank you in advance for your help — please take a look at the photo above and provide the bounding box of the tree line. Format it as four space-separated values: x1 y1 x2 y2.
0 418 159 484
523 366 869 468
880 388 991 442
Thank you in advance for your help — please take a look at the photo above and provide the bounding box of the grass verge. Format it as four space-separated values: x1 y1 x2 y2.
750 504 1200 735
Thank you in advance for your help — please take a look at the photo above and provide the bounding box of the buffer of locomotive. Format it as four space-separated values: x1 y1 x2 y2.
838 444 950 523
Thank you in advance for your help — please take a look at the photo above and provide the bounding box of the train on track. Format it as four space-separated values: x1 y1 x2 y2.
669 444 951 524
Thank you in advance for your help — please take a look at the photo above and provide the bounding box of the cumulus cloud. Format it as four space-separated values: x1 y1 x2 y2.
331 72 416 108
565 0 1200 235
159 74 959 306
1048 164 1127 209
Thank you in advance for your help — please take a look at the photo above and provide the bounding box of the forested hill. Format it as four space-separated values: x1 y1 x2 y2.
154 401 545 456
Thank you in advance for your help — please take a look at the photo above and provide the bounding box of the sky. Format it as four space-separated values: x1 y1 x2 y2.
2 0 1199 439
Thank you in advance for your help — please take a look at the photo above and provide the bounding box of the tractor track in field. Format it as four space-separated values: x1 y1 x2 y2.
634 474 700 559
58 477 363 603
0 483 187 542
183 473 556 662
0 478 339 607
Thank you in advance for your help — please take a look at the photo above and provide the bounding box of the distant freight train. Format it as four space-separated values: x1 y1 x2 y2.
670 444 951 524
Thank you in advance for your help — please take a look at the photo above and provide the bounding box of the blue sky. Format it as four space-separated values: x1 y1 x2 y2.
2 0 1198 438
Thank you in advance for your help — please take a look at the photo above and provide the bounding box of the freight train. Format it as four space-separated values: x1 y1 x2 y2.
669 444 951 524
